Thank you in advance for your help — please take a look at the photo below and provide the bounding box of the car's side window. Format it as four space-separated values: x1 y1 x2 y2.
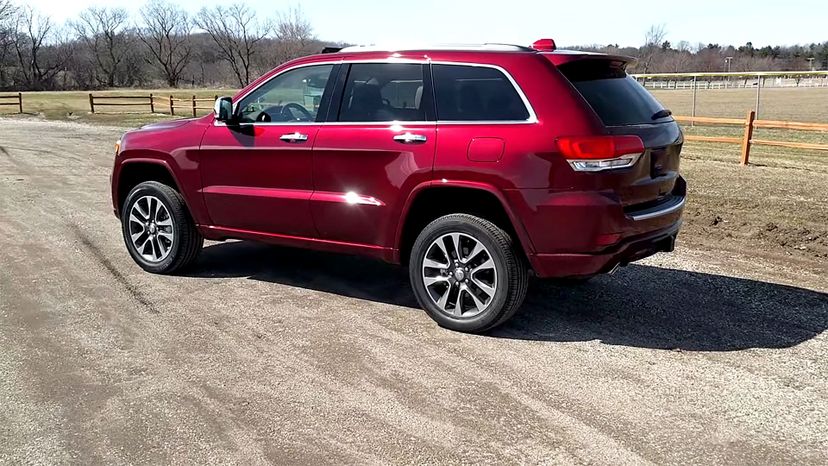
237 64 334 124
338 63 427 122
432 64 530 121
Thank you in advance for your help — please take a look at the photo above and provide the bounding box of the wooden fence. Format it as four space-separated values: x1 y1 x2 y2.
0 92 23 113
89 93 155 114
88 93 216 117
167 95 217 117
676 111 828 165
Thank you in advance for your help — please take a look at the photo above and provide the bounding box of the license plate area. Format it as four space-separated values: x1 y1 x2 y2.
649 144 680 179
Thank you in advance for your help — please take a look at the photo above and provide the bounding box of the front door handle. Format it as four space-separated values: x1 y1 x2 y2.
280 132 309 143
393 133 428 144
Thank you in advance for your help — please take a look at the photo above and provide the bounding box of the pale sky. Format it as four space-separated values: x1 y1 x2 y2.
24 0 828 48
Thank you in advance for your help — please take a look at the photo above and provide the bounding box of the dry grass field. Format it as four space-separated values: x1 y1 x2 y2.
652 87 828 123
0 88 232 126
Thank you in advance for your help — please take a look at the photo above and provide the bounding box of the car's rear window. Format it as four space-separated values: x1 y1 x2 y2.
558 60 671 126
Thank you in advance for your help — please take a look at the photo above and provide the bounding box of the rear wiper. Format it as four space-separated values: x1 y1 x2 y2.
652 109 673 120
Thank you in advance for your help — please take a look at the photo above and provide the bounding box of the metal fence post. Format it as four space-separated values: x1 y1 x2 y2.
740 110 756 166
192 95 197 117
691 76 697 126
755 74 761 119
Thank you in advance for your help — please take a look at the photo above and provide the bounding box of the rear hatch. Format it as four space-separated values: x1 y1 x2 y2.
555 57 683 210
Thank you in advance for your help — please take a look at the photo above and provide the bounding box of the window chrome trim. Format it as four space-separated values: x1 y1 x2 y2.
219 57 538 127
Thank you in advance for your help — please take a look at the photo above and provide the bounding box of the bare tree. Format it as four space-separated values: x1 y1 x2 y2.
11 6 71 90
196 4 270 87
71 7 131 87
0 0 17 86
0 0 14 23
137 0 192 87
639 24 667 73
272 7 315 64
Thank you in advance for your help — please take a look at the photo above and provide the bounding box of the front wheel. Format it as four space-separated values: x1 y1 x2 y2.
409 214 529 333
121 181 203 274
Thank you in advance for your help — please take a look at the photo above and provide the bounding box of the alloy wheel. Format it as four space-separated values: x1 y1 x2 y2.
127 195 175 263
421 232 498 318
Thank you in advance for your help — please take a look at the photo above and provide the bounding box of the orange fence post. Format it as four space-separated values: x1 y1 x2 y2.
740 110 756 166
88 93 95 113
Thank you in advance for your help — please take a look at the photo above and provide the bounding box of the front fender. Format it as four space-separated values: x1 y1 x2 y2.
113 149 210 226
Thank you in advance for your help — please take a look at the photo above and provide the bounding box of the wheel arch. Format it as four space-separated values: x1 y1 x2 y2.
115 158 185 217
394 181 535 265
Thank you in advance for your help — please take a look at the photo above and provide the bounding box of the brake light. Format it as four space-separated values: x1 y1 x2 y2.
532 38 557 52
557 135 645 172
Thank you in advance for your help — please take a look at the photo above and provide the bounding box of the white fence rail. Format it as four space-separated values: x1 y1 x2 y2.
631 71 828 119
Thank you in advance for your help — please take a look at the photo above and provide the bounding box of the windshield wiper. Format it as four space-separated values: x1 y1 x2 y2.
652 109 673 120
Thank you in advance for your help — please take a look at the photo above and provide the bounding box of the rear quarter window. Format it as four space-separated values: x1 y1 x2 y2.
558 60 672 126
432 64 530 121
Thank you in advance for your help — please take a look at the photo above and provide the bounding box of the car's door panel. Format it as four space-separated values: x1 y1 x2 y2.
310 62 436 248
312 124 436 246
199 125 318 236
197 64 337 237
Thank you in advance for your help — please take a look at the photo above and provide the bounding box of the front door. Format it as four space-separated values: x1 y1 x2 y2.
312 62 436 248
198 64 337 237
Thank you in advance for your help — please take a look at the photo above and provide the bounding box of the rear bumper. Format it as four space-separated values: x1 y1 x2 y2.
506 175 686 278
529 221 681 278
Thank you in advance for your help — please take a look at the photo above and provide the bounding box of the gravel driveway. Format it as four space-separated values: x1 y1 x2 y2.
1 119 826 464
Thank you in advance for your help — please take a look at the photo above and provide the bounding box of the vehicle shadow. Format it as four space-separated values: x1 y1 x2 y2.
188 241 828 351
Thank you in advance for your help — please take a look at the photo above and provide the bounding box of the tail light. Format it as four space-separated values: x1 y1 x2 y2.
557 135 645 172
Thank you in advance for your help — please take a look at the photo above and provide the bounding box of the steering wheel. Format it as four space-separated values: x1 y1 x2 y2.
281 103 314 122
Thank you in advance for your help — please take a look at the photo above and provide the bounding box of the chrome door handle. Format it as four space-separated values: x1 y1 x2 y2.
393 133 428 144
280 132 309 143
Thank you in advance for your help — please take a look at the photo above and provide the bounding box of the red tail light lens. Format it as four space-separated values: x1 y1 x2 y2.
556 135 645 160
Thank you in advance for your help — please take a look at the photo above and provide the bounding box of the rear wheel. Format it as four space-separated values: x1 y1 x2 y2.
409 214 528 333
121 181 203 274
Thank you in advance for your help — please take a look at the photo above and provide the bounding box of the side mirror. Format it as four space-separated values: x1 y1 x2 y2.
214 96 234 122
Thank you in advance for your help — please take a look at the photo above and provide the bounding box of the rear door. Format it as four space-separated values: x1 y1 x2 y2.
556 59 683 207
311 62 436 248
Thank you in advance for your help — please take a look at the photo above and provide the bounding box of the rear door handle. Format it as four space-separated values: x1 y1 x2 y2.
280 132 309 143
393 133 428 144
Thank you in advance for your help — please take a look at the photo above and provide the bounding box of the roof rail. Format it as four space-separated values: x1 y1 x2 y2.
337 43 535 53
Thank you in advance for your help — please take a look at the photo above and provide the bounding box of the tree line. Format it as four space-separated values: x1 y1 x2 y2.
1 1 826 92
0 0 323 91
577 25 828 74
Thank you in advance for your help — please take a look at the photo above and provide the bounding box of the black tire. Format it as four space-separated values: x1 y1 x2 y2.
121 181 203 274
409 214 529 333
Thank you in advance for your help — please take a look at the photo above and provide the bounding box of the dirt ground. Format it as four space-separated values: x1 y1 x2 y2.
1 119 827 464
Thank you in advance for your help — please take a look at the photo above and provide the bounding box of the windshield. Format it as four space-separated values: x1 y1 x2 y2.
558 60 672 126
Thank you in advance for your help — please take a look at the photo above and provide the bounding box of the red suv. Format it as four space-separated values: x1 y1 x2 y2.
111 40 685 332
